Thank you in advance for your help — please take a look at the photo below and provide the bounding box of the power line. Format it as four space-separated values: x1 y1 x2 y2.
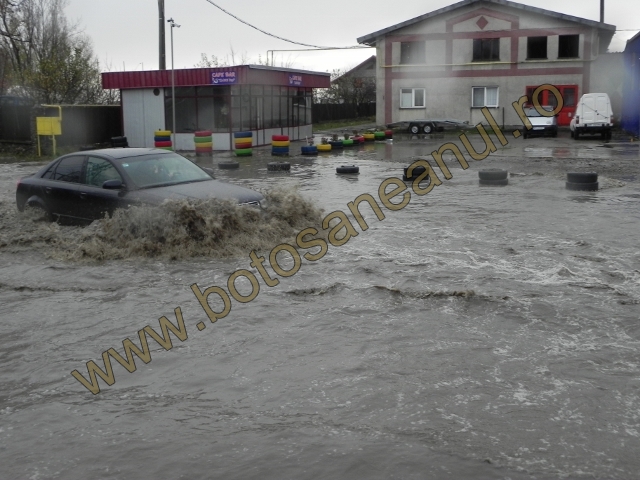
201 0 365 50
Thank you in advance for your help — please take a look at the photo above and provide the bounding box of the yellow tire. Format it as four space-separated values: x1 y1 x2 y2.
193 141 213 149
317 144 331 151
156 129 171 136
272 140 290 147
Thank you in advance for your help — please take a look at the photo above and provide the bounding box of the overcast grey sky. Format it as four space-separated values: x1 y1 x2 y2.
66 0 638 73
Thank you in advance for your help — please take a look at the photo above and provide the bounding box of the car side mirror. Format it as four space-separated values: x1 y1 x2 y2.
102 179 123 189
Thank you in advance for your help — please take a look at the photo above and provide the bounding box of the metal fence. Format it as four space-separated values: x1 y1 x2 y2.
0 101 123 147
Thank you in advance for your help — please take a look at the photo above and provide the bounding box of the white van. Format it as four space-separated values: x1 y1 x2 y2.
570 93 614 140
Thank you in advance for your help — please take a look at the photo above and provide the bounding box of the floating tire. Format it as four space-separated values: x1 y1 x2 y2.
479 178 509 186
385 130 393 139
336 165 359 174
363 133 375 141
317 144 331 152
195 130 212 137
329 141 343 149
272 135 289 142
567 172 598 184
374 132 386 140
478 169 509 181
342 139 354 147
218 161 240 169
234 131 253 138
353 136 365 144
403 165 427 179
301 145 318 155
566 181 598 191
268 161 290 171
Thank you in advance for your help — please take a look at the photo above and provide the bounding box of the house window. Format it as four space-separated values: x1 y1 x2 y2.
558 35 580 58
472 38 500 62
400 41 425 64
400 88 425 108
472 86 499 107
527 36 547 59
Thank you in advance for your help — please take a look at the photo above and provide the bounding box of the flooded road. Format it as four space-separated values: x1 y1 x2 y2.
1 131 639 479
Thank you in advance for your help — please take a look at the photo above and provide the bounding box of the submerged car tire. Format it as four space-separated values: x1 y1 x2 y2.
268 161 290 171
479 178 508 186
24 202 52 221
566 181 598 191
218 161 240 169
336 165 359 174
478 169 508 181
567 172 598 184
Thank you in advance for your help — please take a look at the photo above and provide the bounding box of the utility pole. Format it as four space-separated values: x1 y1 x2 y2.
600 0 604 23
168 18 180 148
159 0 166 70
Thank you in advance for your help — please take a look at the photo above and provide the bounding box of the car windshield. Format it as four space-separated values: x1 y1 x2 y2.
119 153 211 188
525 107 554 117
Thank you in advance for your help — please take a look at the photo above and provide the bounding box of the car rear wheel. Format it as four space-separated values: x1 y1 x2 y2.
24 202 52 222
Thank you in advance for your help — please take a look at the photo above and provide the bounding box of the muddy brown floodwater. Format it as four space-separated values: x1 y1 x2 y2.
1 130 639 479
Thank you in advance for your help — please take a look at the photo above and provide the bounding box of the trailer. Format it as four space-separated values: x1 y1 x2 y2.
388 119 470 134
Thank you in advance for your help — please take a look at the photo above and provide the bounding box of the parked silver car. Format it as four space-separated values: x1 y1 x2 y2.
523 106 558 138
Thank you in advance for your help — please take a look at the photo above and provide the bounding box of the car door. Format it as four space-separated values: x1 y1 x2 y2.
45 155 86 219
79 156 128 220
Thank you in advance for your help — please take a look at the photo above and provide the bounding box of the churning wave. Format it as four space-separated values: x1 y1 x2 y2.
0 187 324 261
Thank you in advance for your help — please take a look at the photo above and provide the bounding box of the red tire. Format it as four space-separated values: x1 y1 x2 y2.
234 142 252 149
195 130 212 137
272 135 289 141
154 141 172 148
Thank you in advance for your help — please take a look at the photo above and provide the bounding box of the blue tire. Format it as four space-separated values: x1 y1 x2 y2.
271 146 290 155
234 131 253 138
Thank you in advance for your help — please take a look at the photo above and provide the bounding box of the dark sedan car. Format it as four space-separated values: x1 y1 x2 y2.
16 148 265 223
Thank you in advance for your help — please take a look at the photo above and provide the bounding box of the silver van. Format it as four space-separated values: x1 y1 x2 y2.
569 93 614 140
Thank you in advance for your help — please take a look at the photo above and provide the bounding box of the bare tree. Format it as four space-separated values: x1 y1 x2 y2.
0 0 111 103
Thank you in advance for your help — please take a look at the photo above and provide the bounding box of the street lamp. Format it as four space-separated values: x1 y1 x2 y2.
168 17 180 149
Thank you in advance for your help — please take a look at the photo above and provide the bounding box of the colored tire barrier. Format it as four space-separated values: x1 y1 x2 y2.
268 161 290 171
234 131 253 157
154 130 172 150
272 135 289 156
301 145 318 155
329 140 343 149
342 139 354 147
194 130 212 156
336 165 359 174
353 135 365 144
318 144 331 152
218 161 240 169
374 131 386 141
385 129 393 139
363 133 375 142
566 172 598 191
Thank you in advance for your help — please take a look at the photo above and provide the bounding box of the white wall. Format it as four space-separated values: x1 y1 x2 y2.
122 89 166 148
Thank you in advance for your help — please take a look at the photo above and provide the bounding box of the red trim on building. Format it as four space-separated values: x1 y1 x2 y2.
102 66 330 90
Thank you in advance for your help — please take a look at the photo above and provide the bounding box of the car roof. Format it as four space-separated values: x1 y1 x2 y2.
74 148 173 161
